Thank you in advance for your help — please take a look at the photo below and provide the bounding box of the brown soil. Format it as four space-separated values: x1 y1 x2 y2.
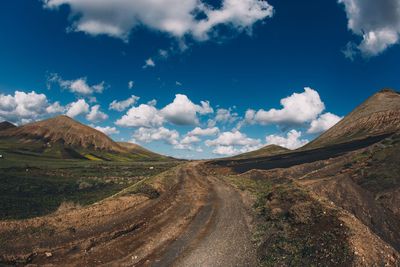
0 162 256 266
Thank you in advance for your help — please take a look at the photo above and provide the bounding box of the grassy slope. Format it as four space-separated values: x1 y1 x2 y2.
230 145 290 160
0 149 179 220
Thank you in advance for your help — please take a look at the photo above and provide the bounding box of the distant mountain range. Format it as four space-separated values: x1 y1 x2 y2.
0 115 170 161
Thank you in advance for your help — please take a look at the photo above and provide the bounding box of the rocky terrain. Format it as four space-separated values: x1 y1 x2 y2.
208 89 400 266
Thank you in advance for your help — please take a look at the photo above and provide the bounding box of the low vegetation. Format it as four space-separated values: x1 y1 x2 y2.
225 173 354 266
0 157 179 220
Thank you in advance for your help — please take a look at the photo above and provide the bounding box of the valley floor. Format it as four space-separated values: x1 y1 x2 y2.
0 163 256 266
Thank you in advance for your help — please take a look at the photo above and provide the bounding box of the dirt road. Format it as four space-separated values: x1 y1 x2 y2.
0 163 256 266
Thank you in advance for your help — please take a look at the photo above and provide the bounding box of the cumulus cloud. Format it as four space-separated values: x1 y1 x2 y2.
265 130 309 150
86 104 108 122
161 94 213 125
91 125 120 135
143 58 155 68
206 130 260 147
339 0 400 56
115 104 164 128
176 126 219 151
180 135 201 145
114 94 212 128
307 112 342 134
46 101 66 114
128 81 134 89
187 127 220 136
175 135 202 150
133 127 179 145
147 99 157 106
109 95 140 111
214 108 239 124
212 145 239 156
211 144 261 156
66 99 90 118
43 0 273 42
245 87 325 126
0 91 64 124
48 73 105 95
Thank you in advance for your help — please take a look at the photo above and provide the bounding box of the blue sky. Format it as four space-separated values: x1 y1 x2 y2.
1 0 400 159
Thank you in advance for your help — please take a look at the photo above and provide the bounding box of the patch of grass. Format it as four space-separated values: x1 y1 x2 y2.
129 183 160 199
0 158 179 220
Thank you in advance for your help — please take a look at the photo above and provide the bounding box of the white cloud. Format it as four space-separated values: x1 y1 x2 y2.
0 91 57 124
192 0 274 40
339 0 400 56
181 135 201 145
66 99 90 118
211 144 261 156
133 127 179 145
109 95 140 111
159 49 169 58
86 104 108 122
206 130 260 147
187 127 220 136
48 73 105 95
43 0 273 42
128 81 134 89
174 135 202 151
161 94 213 125
307 112 342 134
215 108 239 123
46 101 65 114
245 87 325 126
115 104 164 128
115 94 212 128
147 99 157 106
91 125 120 135
143 58 155 68
212 145 239 156
265 130 309 150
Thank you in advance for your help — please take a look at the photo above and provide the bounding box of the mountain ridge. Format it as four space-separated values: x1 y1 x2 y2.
304 89 400 149
0 115 168 161
0 121 16 131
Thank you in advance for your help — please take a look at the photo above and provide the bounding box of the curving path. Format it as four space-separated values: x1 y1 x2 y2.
0 163 256 267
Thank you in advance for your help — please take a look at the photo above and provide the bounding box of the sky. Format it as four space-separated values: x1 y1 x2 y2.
1 0 400 159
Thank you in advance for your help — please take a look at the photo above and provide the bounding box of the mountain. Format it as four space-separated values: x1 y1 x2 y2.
304 89 400 149
231 145 289 160
211 88 400 173
208 89 400 265
0 115 168 161
118 142 171 160
0 121 16 131
0 115 124 152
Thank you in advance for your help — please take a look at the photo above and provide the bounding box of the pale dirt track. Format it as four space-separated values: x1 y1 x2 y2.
0 163 256 267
